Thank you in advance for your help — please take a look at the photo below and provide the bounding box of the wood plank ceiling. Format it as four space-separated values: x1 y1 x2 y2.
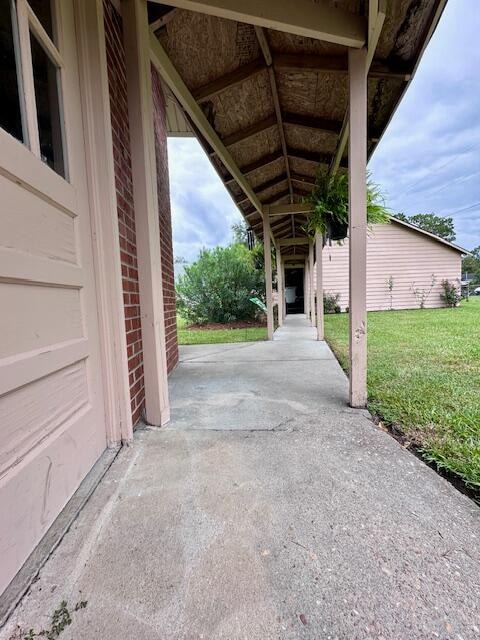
148 0 447 259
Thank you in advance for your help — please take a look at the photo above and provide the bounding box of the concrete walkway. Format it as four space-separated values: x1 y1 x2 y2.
2 316 479 639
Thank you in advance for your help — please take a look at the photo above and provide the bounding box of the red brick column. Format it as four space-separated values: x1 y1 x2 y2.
152 67 179 373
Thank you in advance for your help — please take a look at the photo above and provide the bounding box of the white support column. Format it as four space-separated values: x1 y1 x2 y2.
315 232 324 340
276 248 284 326
309 240 316 327
75 0 133 444
304 259 310 319
348 47 368 408
122 0 170 425
263 214 274 339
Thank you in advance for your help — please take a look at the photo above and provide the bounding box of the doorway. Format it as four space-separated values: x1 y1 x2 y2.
284 267 305 314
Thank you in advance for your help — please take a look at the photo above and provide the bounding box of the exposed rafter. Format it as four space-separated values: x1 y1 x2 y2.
274 53 411 80
268 203 313 217
255 27 294 204
283 112 342 134
149 0 367 48
220 114 277 147
235 173 288 204
278 238 310 246
288 147 347 168
261 188 291 206
290 173 315 187
149 31 263 216
237 150 283 177
192 58 266 102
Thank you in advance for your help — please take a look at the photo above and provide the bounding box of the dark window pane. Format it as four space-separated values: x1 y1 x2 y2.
30 32 65 177
27 0 53 41
0 0 24 141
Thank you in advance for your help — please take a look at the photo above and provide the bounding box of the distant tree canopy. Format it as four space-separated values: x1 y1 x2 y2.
462 246 480 285
176 243 265 324
394 213 456 242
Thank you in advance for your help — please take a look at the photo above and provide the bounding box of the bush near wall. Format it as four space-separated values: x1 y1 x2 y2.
176 244 265 324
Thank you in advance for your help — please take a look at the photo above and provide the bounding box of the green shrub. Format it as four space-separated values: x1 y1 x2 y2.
324 292 341 314
176 244 265 324
440 279 461 308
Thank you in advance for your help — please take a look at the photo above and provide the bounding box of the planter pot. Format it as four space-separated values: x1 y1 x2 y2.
326 218 348 241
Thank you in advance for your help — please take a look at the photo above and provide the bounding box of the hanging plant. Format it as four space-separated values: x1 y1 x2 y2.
303 170 390 242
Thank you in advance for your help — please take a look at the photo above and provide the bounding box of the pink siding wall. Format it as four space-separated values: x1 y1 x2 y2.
317 221 462 311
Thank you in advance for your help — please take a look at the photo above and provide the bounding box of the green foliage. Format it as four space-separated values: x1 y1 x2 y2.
394 212 456 242
24 601 88 639
231 221 249 245
176 243 265 324
323 298 480 489
323 292 341 314
463 246 480 286
440 279 461 308
304 171 389 240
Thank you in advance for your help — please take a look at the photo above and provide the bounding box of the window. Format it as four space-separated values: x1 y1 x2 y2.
0 1 24 141
0 0 66 178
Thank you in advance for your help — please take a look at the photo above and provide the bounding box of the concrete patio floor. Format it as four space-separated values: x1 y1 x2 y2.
1 315 479 639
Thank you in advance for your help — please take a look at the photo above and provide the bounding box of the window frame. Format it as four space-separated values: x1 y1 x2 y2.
14 0 69 179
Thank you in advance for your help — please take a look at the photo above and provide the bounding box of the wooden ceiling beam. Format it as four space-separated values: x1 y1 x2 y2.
290 173 315 187
235 173 288 205
278 237 310 246
288 147 347 168
273 53 411 81
261 188 291 206
192 58 266 103
238 150 283 176
268 202 313 217
221 114 277 147
255 26 294 204
283 112 342 134
148 0 366 48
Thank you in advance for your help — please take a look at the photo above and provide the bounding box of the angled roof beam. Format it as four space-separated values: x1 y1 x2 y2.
255 26 294 203
330 0 387 175
192 58 266 102
274 53 411 81
149 0 366 48
283 112 342 134
221 114 277 147
149 32 263 216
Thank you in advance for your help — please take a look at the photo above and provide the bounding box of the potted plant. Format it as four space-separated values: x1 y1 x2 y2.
304 170 389 242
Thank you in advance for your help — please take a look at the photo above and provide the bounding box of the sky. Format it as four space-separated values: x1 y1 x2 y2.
168 0 480 266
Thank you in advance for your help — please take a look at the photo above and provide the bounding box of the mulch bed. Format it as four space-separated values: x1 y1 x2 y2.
186 320 266 330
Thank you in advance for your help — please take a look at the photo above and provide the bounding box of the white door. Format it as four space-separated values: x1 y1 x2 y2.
0 0 107 594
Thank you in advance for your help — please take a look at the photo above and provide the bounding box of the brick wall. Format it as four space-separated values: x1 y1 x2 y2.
152 67 179 373
104 0 145 425
103 0 178 425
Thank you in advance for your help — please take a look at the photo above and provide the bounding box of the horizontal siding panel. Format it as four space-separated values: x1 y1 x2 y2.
316 222 462 311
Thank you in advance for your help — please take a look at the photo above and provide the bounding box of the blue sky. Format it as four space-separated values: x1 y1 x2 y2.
168 0 480 264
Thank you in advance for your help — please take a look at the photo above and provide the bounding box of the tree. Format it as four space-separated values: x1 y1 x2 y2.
176 243 265 324
394 213 456 242
463 246 480 285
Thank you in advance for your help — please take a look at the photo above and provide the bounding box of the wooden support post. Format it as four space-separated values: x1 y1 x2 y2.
123 0 170 425
276 248 284 326
348 47 368 408
315 232 324 340
304 259 310 319
309 241 316 327
263 214 274 339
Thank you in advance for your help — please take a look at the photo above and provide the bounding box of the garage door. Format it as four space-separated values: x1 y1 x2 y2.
0 0 106 594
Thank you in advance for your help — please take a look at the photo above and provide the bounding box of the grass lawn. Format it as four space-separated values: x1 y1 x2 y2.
324 297 480 489
177 315 267 345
